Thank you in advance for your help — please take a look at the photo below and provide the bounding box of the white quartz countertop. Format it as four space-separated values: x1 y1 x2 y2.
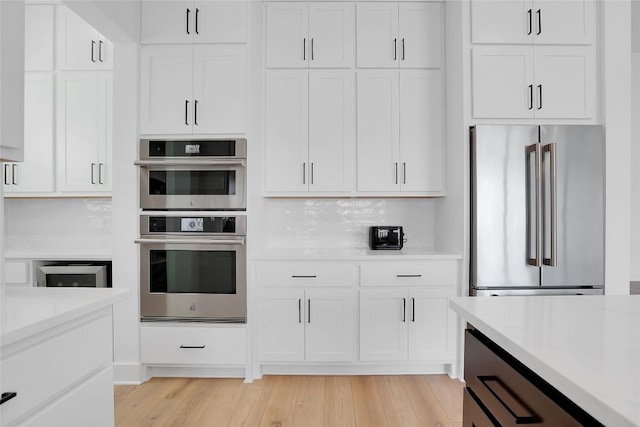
5 249 112 260
1 288 129 347
253 247 462 260
449 295 640 427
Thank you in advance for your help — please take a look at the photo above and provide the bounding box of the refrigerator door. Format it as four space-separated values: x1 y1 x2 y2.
539 125 604 288
471 125 540 289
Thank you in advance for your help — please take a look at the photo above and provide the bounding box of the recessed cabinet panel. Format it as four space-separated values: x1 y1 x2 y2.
141 0 193 44
266 3 309 68
533 1 595 45
471 0 534 44
195 0 248 43
257 288 305 362
356 3 399 68
408 288 455 361
55 6 112 70
359 289 408 361
25 5 54 71
398 3 442 68
265 70 309 192
308 3 354 68
305 289 355 362
472 46 535 119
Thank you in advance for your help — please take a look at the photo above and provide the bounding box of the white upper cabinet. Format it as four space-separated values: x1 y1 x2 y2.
25 5 54 71
141 0 248 44
356 2 442 68
266 2 354 68
56 72 112 192
4 73 54 193
357 69 444 195
471 0 596 45
140 45 246 135
472 45 595 119
55 5 112 70
265 70 355 194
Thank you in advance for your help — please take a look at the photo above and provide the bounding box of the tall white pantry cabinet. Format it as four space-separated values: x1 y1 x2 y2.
264 1 445 196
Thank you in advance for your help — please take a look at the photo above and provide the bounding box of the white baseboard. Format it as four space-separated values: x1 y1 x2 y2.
258 363 453 376
143 365 246 381
113 363 144 385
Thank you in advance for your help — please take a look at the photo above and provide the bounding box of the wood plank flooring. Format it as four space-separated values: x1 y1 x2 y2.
114 375 464 427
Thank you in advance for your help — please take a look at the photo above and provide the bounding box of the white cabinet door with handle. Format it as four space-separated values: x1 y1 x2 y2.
25 5 54 71
266 3 309 68
55 5 112 70
408 288 456 362
360 289 408 362
304 289 355 362
257 288 306 362
356 3 398 68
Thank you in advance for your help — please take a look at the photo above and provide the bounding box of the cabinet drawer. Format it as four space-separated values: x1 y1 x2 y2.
256 261 359 286
360 260 457 286
141 325 246 365
0 313 112 427
464 329 583 426
5 260 31 285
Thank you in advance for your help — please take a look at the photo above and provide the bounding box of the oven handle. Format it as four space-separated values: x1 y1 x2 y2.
134 159 246 167
135 238 245 245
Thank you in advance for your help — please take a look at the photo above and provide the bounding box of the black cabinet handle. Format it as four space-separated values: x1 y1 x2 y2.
402 298 406 322
180 345 205 349
185 100 189 125
194 100 198 126
536 9 541 35
303 38 306 61
402 38 405 61
527 9 532 35
195 8 199 34
478 376 540 424
298 298 302 323
99 40 104 62
397 274 422 278
91 163 96 184
186 8 190 34
307 299 311 324
91 40 96 62
12 164 18 185
528 84 533 110
537 84 542 110
0 392 17 405
3 164 9 185
292 275 316 278
411 297 415 322
393 38 397 60
98 163 104 184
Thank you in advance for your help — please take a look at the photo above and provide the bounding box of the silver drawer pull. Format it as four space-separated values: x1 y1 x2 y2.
179 345 205 349
292 275 317 278
397 274 422 278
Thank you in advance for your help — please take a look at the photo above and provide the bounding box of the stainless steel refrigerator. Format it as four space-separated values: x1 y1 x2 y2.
470 125 604 296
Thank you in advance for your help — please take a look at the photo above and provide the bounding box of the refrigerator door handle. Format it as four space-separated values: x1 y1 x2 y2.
542 142 557 266
526 143 542 267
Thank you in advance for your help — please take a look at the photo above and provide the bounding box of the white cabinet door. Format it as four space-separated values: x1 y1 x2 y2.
140 46 194 135
308 70 355 193
472 46 535 119
265 70 309 193
141 0 247 44
398 3 442 68
141 0 193 44
25 5 54 71
356 3 398 68
408 288 456 362
193 45 246 134
258 288 305 362
533 46 595 119
55 6 112 71
528 0 596 45
360 289 407 362
56 72 111 192
471 0 533 44
266 3 309 68
305 289 355 362
5 73 54 193
399 70 444 194
356 70 399 192
308 3 354 68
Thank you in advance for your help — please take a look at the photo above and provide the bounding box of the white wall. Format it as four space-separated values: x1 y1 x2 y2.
62 0 139 42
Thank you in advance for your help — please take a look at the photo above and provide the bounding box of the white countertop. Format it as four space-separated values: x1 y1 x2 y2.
253 247 462 260
1 287 129 347
449 295 640 427
5 249 112 260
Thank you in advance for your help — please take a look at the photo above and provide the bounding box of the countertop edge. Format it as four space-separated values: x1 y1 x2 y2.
448 298 637 427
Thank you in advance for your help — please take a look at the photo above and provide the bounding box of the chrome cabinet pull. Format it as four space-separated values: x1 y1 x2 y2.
98 163 104 184
307 299 311 324
542 143 557 267
179 345 205 349
91 40 96 62
401 38 405 61
99 40 103 62
185 100 189 125
0 392 17 405
12 164 18 185
303 38 306 61
194 100 198 126
402 298 406 322
393 38 397 60
91 163 96 184
528 84 533 110
537 84 542 110
527 9 532 35
186 8 191 34
411 297 415 322
195 8 199 34
536 9 541 35
298 299 302 323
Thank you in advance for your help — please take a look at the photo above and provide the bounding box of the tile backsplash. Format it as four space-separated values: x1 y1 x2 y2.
4 198 112 252
258 198 436 249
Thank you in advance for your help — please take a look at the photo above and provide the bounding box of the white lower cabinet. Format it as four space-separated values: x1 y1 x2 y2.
4 260 32 286
360 287 456 362
258 287 356 362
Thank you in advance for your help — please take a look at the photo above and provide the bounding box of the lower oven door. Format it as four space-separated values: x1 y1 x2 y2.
137 237 246 322
138 163 246 210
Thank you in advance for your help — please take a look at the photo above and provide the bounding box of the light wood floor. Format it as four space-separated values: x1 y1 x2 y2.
114 375 464 427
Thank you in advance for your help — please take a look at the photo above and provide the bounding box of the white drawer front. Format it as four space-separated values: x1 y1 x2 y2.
256 261 359 286
141 326 246 365
0 313 112 426
360 260 457 286
5 260 31 285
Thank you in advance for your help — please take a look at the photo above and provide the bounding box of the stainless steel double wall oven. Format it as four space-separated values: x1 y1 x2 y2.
136 139 247 322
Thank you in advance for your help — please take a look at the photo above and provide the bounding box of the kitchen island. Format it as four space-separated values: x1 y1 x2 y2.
449 295 640 426
1 287 129 426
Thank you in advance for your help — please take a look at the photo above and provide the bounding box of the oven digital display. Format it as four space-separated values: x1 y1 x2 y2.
181 218 204 232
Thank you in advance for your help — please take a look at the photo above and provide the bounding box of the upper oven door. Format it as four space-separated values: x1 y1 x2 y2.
138 163 246 210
